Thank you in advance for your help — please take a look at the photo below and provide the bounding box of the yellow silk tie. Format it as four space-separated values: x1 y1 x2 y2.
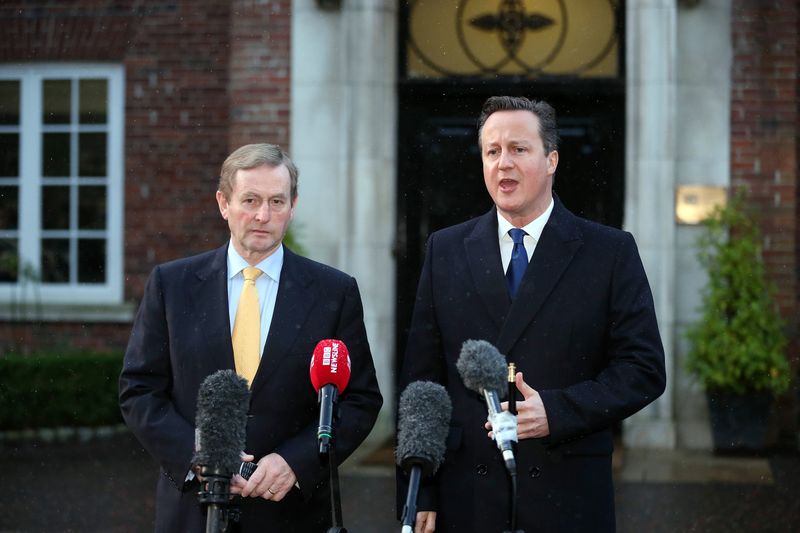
232 266 263 386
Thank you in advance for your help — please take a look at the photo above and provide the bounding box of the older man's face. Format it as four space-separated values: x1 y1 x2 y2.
216 164 295 265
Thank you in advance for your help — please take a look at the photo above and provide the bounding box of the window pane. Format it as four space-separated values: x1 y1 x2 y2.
78 238 105 283
0 80 20 125
0 239 18 282
41 238 69 282
42 132 71 176
78 133 106 177
42 185 70 230
0 185 19 229
0 133 19 176
79 79 107 124
43 79 71 124
79 185 106 229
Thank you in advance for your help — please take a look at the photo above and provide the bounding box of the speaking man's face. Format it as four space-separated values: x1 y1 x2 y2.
216 163 295 265
481 110 558 227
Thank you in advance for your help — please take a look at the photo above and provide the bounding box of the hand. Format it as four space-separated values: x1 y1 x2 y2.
484 371 549 440
415 511 436 533
236 452 297 501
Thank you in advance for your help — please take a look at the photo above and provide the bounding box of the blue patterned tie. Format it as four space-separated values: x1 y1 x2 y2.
506 228 529 299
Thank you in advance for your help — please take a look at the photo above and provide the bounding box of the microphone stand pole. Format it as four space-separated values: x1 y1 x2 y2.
320 389 347 533
198 465 234 533
324 443 346 533
503 363 524 533
399 465 422 533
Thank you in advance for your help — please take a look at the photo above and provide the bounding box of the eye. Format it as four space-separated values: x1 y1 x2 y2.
486 148 498 157
515 146 528 154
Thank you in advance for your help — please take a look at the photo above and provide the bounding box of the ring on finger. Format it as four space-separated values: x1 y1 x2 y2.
267 487 277 495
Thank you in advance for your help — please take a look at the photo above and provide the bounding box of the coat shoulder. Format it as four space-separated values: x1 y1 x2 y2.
285 248 356 288
152 247 223 280
565 210 635 249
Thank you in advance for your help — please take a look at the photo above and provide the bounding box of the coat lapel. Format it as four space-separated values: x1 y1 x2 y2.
495 198 583 356
194 244 236 372
249 247 316 395
464 209 511 331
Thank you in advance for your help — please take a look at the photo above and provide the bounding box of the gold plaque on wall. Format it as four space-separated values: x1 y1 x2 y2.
675 186 728 225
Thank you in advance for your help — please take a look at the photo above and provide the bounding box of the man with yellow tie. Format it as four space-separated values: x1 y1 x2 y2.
120 144 383 532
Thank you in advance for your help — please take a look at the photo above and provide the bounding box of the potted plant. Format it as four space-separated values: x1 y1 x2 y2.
686 189 791 453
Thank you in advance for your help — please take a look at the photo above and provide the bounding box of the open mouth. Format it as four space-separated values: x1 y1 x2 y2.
499 179 518 192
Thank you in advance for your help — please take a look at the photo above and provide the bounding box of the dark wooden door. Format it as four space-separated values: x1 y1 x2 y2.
394 84 625 371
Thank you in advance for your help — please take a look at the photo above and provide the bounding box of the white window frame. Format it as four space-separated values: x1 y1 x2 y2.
0 63 125 305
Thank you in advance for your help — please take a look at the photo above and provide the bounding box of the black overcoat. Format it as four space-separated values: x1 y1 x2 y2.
400 199 666 532
120 244 383 532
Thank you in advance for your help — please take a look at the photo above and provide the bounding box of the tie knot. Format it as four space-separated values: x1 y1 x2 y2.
509 228 527 245
243 266 262 283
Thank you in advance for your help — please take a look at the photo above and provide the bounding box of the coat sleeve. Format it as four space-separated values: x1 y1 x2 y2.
538 232 667 443
119 265 196 489
273 276 383 498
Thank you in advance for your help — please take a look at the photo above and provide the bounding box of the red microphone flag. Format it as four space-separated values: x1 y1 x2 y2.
309 339 352 393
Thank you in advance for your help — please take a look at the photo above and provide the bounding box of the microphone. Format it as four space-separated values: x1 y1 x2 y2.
194 369 251 533
456 339 517 474
309 339 352 455
396 381 452 533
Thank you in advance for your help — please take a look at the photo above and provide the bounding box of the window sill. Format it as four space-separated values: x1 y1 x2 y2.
0 303 136 323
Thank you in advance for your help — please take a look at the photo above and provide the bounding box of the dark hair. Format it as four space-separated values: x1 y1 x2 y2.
477 96 560 154
218 143 299 202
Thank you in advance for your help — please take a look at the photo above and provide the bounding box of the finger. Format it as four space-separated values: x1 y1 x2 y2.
240 452 254 462
229 479 243 495
242 462 267 498
516 371 536 398
415 512 427 533
417 511 436 533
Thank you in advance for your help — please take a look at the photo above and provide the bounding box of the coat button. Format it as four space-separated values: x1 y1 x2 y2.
476 464 488 475
529 466 542 478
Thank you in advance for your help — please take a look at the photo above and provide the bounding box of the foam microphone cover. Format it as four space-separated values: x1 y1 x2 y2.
457 339 508 398
395 381 452 477
193 369 251 474
309 339 352 393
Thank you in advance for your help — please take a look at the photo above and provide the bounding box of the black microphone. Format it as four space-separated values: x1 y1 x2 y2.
457 339 517 474
194 370 250 533
396 381 452 533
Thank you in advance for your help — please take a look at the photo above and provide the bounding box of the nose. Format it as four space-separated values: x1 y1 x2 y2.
254 203 271 222
498 149 514 169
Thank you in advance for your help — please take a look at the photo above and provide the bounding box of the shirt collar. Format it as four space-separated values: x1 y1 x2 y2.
226 242 284 283
497 197 555 242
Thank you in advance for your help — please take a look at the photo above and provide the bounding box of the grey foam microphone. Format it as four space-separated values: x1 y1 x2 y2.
457 339 518 474
396 381 452 533
194 370 250 533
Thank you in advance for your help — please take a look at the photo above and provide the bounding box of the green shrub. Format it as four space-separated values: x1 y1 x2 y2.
0 351 123 430
685 190 791 396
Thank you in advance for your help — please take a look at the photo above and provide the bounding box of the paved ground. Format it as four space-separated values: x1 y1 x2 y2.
0 431 797 532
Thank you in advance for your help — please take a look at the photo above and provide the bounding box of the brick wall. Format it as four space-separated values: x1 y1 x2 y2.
0 0 292 353
228 0 292 150
731 0 799 437
731 0 798 340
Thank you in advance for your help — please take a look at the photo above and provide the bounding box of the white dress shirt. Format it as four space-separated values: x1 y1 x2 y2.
497 197 554 274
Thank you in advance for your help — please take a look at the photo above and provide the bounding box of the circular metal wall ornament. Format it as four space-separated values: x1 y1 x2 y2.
405 0 619 79
456 0 568 75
